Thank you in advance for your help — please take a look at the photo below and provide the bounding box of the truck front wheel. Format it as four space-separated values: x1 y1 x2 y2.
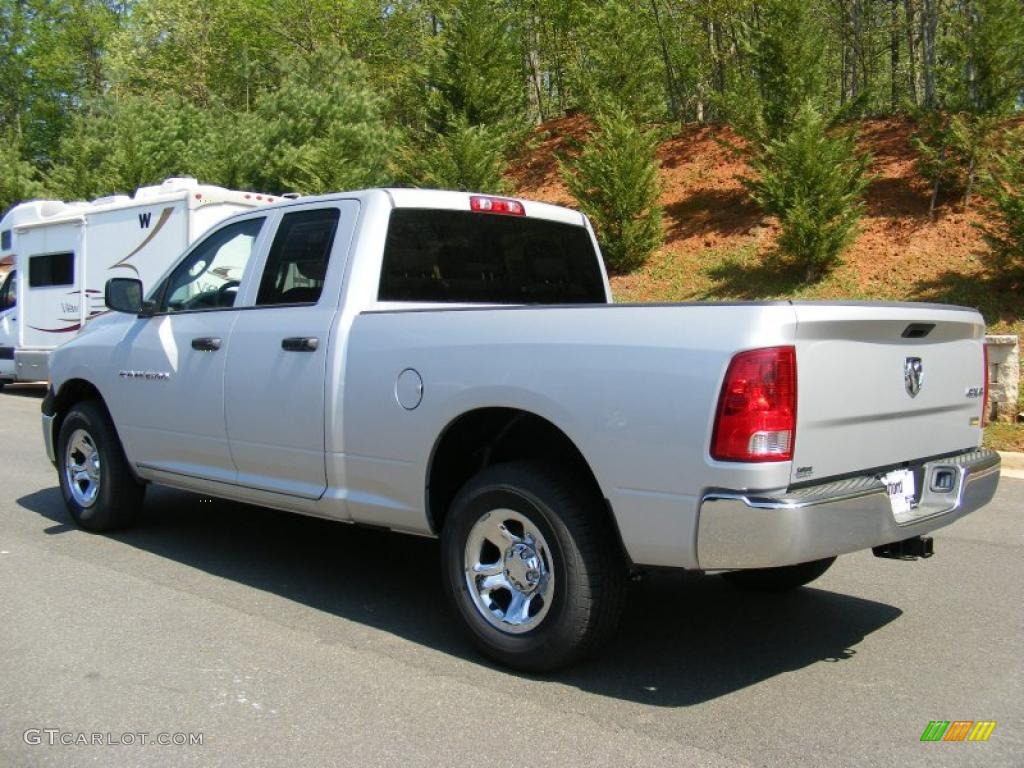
441 462 626 672
722 557 836 592
57 400 144 531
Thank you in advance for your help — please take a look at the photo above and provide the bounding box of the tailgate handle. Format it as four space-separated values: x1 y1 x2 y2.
191 337 222 351
902 323 935 339
282 337 319 352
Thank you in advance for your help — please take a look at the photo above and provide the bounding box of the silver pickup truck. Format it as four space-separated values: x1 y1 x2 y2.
41 188 1000 671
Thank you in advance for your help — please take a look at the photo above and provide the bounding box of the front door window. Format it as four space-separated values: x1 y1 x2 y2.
159 218 264 312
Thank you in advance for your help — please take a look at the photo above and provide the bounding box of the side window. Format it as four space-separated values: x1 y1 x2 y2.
0 270 15 310
256 208 340 306
159 218 264 312
29 252 74 287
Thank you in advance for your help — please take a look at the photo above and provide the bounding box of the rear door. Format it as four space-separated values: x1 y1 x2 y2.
223 201 359 499
790 302 987 484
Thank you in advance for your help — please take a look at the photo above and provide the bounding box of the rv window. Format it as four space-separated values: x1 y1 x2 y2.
255 208 340 306
29 252 75 288
0 270 15 311
159 217 265 312
0 230 10 250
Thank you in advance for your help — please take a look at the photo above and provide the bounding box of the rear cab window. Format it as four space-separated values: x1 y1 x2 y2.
378 209 607 304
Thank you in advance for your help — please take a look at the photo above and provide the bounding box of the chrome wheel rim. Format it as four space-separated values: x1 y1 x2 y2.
464 508 555 634
64 428 101 508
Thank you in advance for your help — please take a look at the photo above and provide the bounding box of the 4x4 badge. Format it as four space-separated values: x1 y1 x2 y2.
905 357 923 397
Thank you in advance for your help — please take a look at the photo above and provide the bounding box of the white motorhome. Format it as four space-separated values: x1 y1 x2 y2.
0 178 277 385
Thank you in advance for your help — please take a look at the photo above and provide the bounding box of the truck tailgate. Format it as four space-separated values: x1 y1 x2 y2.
790 302 987 484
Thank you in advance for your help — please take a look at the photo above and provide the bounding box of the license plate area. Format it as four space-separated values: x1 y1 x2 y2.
882 469 917 521
883 463 963 524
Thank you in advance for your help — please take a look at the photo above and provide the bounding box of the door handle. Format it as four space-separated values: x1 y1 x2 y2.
191 337 222 351
281 337 319 352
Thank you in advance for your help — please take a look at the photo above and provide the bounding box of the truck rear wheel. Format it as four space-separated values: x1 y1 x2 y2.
441 462 626 672
722 557 836 592
57 400 144 531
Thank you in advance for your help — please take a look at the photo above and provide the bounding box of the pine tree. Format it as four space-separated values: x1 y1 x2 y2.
251 46 394 194
564 0 667 121
561 108 663 273
914 0 1024 211
403 0 529 191
45 94 204 200
979 129 1024 286
744 102 872 281
400 116 510 194
0 131 44 211
738 0 828 140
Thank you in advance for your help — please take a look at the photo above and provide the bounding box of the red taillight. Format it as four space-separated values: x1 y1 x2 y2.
981 342 989 427
470 196 525 216
711 346 797 462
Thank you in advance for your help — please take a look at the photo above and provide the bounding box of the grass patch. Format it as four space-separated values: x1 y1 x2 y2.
984 423 1024 453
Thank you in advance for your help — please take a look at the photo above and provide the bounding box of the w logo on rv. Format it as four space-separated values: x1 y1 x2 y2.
138 212 152 229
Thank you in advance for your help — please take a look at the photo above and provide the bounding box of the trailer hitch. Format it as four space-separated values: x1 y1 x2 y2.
873 536 934 560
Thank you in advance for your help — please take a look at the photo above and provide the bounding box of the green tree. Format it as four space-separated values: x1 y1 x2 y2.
561 108 662 273
914 0 1024 211
430 0 527 135
249 46 394 194
106 0 282 110
402 0 529 191
564 0 667 121
979 129 1024 286
0 131 44 211
744 103 872 281
0 0 122 165
400 116 510 193
737 0 828 139
45 94 205 200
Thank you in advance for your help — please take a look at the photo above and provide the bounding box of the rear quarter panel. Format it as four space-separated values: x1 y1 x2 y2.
341 303 799 567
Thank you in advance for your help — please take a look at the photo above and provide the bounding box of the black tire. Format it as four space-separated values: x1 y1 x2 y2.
57 399 144 531
441 461 626 672
722 556 836 592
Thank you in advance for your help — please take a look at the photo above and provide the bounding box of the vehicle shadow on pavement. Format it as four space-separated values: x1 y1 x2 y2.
0 384 46 399
19 485 902 707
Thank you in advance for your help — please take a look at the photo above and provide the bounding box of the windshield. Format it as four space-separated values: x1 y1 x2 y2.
378 209 607 304
0 269 15 311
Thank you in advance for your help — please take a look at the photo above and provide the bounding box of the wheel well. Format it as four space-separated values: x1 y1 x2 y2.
427 408 621 544
51 379 105 439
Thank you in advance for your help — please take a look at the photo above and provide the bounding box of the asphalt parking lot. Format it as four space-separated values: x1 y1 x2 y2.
1 384 1021 767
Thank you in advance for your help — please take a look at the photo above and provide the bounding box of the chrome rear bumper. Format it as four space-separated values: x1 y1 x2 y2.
697 449 1000 569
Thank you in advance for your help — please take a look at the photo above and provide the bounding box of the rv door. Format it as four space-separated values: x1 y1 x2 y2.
19 223 83 350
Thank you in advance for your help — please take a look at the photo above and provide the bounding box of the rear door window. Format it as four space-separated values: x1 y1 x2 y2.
256 208 341 306
378 209 606 304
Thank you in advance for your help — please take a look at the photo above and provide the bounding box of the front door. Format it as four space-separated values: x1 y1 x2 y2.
224 202 358 498
109 215 268 482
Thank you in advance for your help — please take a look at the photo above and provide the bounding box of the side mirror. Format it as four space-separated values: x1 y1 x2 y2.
105 278 152 317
